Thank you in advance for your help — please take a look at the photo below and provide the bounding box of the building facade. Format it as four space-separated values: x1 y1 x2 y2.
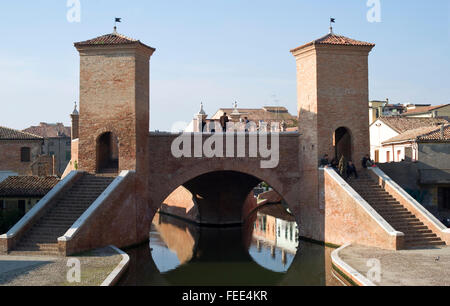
0 126 45 176
378 124 450 220
185 104 298 133
23 122 72 176
0 176 60 216
402 104 450 119
369 117 448 163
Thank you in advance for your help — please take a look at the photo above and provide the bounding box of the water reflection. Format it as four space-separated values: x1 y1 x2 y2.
118 204 342 286
249 206 299 272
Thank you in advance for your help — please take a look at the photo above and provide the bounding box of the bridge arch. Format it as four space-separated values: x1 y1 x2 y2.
149 160 299 226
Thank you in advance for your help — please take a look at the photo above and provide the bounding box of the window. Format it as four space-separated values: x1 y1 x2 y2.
386 151 390 162
374 150 380 163
49 151 55 157
20 147 31 162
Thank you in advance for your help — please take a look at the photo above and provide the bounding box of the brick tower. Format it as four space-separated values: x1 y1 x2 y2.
74 31 155 174
291 31 375 238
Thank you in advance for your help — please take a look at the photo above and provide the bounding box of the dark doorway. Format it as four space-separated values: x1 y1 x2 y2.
333 127 352 161
18 200 26 217
96 132 119 174
438 187 450 210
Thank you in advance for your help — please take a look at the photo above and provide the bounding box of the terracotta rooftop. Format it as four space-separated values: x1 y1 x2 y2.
0 126 42 141
74 32 155 52
23 123 71 138
291 33 375 53
383 124 450 144
0 176 59 197
375 117 449 134
403 104 450 115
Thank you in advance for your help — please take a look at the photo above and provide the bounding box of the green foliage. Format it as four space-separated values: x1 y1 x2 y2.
0 209 22 234
260 182 270 191
74 160 78 170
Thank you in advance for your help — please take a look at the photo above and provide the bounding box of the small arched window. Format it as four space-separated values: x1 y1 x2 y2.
20 147 31 162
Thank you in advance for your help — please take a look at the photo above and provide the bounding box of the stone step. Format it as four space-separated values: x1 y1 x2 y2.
390 221 424 227
382 213 416 218
405 236 443 242
376 208 408 213
28 229 66 237
15 243 59 251
360 195 395 200
20 237 58 244
401 229 433 234
405 241 446 247
22 233 60 240
45 211 85 217
406 233 438 239
396 225 429 231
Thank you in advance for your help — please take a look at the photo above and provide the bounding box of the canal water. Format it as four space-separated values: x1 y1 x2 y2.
118 204 341 286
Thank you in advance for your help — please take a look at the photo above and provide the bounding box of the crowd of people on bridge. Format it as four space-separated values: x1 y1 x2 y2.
319 154 375 180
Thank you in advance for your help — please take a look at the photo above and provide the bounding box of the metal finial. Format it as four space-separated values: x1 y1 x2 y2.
198 102 206 115
72 101 79 115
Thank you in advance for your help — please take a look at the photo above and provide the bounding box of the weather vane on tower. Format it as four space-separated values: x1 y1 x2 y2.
329 17 335 34
114 17 122 33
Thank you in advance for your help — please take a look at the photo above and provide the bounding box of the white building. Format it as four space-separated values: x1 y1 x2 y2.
369 117 448 163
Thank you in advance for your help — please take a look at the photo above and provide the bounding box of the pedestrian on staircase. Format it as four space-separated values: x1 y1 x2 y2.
362 154 374 169
347 160 358 179
338 155 347 178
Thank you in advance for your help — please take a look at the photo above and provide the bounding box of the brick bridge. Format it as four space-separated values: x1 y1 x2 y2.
1 30 449 256
148 132 301 225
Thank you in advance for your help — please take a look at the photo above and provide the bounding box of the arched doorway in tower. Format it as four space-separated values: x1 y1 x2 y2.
96 132 119 174
333 127 352 161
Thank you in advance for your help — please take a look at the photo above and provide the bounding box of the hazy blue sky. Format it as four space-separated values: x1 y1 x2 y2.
0 0 449 131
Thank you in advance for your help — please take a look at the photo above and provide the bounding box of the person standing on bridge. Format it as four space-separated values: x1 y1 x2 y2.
319 154 330 168
220 112 229 133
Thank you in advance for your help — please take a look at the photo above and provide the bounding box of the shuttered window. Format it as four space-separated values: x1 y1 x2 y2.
20 147 31 162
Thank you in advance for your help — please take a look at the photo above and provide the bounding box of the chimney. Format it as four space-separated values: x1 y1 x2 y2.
71 102 79 140
441 124 445 140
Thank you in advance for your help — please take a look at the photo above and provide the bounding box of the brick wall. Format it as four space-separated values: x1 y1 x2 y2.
0 140 43 175
76 44 154 174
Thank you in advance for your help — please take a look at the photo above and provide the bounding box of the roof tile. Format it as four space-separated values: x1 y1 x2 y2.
23 123 71 138
376 117 449 134
383 124 450 144
0 126 43 141
74 32 155 52
291 33 375 52
0 176 59 197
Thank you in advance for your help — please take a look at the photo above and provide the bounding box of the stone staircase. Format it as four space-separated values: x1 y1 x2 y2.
10 174 115 255
347 171 445 249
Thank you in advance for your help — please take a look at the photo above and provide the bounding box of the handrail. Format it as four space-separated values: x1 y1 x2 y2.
323 168 403 237
370 167 449 234
58 170 134 242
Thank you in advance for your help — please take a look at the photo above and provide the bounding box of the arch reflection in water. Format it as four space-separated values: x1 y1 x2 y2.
248 205 299 273
118 204 342 286
149 213 198 273
149 204 298 275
